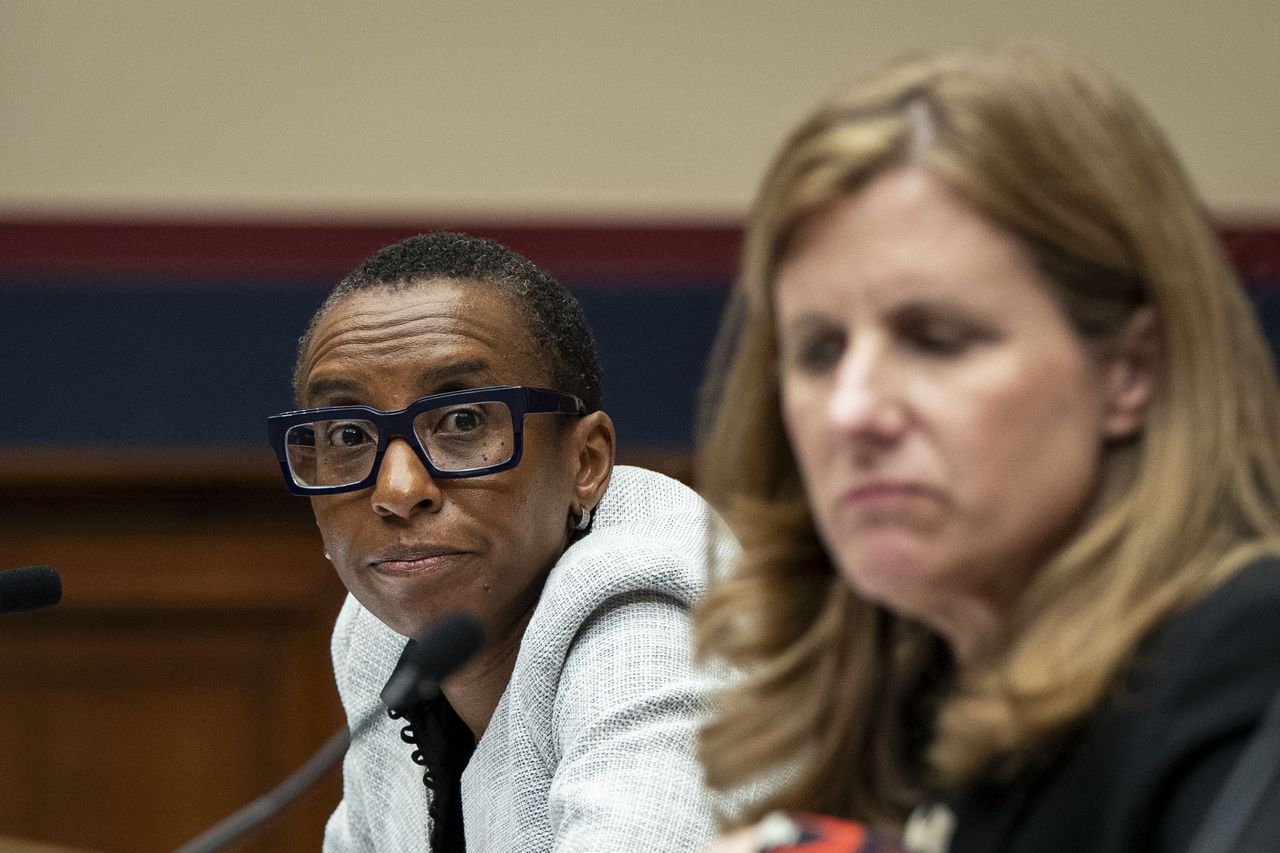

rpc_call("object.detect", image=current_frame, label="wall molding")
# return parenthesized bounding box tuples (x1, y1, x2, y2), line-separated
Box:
(0, 220, 741, 284)
(3, 219, 1277, 284)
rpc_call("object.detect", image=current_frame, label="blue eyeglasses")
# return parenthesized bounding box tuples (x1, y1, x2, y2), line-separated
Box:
(267, 385, 586, 495)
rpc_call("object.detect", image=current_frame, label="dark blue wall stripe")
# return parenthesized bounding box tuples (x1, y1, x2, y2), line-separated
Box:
(2, 277, 728, 449)
(7, 275, 1280, 450)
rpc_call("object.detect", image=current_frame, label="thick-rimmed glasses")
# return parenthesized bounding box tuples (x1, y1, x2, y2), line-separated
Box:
(267, 385, 586, 495)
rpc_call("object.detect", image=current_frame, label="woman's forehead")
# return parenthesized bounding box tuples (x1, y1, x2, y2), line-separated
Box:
(328, 278, 519, 325)
(301, 280, 546, 400)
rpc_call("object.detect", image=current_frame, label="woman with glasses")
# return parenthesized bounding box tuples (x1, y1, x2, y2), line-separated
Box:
(269, 232, 722, 852)
(696, 44, 1280, 852)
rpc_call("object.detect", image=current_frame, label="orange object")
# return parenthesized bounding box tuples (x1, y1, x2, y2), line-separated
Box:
(765, 813, 872, 852)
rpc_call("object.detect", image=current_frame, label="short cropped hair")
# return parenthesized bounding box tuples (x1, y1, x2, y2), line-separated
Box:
(293, 232, 603, 412)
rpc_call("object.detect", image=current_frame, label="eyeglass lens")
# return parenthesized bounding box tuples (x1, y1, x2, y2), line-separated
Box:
(283, 400, 516, 487)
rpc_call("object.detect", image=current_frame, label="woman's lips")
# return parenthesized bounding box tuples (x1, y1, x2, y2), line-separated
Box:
(371, 547, 466, 577)
(840, 482, 936, 511)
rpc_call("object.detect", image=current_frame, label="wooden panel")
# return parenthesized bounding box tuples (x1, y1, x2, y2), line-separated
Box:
(0, 450, 347, 852)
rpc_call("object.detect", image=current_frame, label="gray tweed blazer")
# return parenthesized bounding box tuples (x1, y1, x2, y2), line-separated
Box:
(323, 465, 728, 852)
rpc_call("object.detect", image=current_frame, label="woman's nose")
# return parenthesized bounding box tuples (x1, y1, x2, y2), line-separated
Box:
(370, 438, 442, 518)
(826, 342, 908, 442)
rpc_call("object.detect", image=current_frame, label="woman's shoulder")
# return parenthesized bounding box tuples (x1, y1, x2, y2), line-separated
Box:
(1123, 556, 1280, 742)
(544, 465, 733, 608)
(1142, 556, 1280, 694)
(1173, 555, 1280, 624)
(507, 467, 728, 703)
(591, 465, 718, 544)
(948, 558, 1280, 852)
(1109, 556, 1280, 846)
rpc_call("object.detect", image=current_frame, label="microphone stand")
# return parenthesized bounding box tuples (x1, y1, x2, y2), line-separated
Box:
(173, 727, 351, 853)
(172, 611, 483, 852)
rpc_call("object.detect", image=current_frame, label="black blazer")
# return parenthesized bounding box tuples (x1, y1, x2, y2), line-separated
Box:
(947, 558, 1280, 853)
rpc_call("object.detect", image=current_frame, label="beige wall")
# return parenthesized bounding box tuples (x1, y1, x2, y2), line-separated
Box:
(3, 0, 1278, 222)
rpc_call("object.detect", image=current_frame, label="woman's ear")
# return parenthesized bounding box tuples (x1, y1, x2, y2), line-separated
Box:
(569, 411, 616, 511)
(1101, 305, 1159, 440)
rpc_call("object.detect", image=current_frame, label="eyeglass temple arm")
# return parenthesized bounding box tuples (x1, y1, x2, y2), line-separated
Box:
(525, 388, 586, 415)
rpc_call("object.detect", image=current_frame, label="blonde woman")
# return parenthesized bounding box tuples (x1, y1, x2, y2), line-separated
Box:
(696, 43, 1280, 852)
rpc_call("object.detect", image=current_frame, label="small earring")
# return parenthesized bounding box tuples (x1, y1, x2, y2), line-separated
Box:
(573, 506, 592, 532)
(323, 551, 331, 561)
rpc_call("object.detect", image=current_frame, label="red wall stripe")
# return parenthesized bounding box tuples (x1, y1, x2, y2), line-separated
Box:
(2, 220, 1280, 285)
(0, 221, 741, 284)
(1221, 226, 1280, 282)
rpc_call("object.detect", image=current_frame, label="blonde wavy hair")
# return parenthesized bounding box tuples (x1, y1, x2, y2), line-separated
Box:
(694, 42, 1280, 827)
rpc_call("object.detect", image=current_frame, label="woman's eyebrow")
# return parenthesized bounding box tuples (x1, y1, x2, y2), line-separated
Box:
(303, 359, 499, 406)
(304, 376, 366, 406)
(417, 359, 495, 391)
(779, 311, 834, 334)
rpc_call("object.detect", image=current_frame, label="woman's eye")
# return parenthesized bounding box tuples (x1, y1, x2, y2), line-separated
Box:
(914, 326, 968, 354)
(327, 423, 373, 447)
(442, 409, 481, 432)
(787, 332, 846, 374)
(907, 319, 988, 356)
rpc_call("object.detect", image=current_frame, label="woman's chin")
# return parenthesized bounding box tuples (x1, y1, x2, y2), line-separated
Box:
(836, 542, 947, 612)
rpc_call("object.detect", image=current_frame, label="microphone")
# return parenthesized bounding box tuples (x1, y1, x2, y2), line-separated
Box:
(381, 611, 485, 708)
(0, 565, 62, 613)
(173, 611, 484, 853)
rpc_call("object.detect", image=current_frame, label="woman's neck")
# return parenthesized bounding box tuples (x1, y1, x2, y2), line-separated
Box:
(440, 605, 535, 741)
